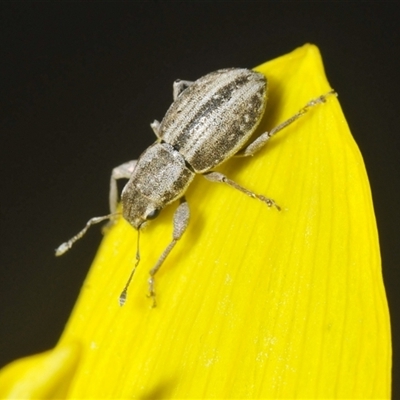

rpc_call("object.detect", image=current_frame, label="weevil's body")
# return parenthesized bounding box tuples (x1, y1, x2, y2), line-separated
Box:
(122, 68, 267, 229)
(56, 67, 336, 306)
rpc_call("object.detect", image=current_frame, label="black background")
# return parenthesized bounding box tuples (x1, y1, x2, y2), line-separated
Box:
(1, 2, 398, 395)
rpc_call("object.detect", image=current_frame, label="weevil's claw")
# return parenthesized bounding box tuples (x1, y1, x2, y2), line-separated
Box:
(257, 195, 281, 211)
(119, 290, 127, 307)
(147, 294, 157, 308)
(147, 290, 157, 308)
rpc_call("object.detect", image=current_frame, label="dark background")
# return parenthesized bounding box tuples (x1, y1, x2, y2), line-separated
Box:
(1, 2, 398, 394)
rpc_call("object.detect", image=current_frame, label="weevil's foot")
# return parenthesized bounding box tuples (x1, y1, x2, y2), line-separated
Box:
(258, 195, 281, 211)
(147, 277, 158, 307)
(55, 242, 71, 256)
(147, 291, 157, 308)
(119, 289, 127, 307)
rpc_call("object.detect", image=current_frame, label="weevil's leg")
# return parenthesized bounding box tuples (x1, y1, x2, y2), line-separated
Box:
(109, 160, 137, 214)
(105, 160, 138, 231)
(173, 79, 194, 101)
(203, 171, 281, 211)
(55, 161, 133, 255)
(150, 120, 161, 138)
(148, 198, 190, 307)
(237, 90, 338, 157)
(55, 213, 118, 256)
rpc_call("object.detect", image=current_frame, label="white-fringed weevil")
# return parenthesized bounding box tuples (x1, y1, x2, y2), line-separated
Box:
(56, 68, 337, 306)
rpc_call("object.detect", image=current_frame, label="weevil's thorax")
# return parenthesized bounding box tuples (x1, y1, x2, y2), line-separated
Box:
(159, 68, 268, 173)
(121, 143, 195, 229)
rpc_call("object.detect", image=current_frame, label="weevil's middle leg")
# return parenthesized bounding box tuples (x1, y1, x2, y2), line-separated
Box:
(148, 198, 190, 307)
(237, 90, 337, 157)
(203, 171, 281, 210)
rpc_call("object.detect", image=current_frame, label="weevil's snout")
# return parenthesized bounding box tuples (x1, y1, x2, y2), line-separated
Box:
(121, 185, 161, 230)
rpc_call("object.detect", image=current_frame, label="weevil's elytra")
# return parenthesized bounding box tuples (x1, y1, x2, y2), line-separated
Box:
(160, 69, 267, 172)
(55, 67, 337, 307)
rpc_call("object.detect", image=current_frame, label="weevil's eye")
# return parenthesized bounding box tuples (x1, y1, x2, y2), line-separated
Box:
(146, 208, 161, 220)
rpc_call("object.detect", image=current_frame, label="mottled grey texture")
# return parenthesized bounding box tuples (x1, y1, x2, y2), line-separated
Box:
(160, 68, 267, 172)
(121, 143, 194, 229)
(55, 66, 336, 306)
(122, 68, 267, 229)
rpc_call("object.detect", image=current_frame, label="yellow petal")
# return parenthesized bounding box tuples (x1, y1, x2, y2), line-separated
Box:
(0, 343, 80, 399)
(0, 44, 391, 399)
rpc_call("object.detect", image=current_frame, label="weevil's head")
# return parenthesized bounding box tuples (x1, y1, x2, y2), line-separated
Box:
(121, 184, 161, 230)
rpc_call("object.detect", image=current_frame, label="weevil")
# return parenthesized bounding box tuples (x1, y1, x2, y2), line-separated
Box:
(56, 68, 337, 307)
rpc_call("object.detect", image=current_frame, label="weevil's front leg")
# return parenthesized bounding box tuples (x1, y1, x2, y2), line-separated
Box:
(109, 160, 137, 222)
(148, 198, 190, 307)
(55, 214, 117, 256)
(173, 79, 194, 101)
(203, 171, 281, 210)
(55, 161, 137, 255)
(237, 90, 337, 157)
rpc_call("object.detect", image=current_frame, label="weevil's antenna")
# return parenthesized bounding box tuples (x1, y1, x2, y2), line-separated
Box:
(119, 229, 141, 306)
(55, 213, 120, 256)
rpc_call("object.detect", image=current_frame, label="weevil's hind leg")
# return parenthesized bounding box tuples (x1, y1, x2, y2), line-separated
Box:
(236, 90, 338, 157)
(203, 171, 281, 211)
(226, 91, 337, 211)
(148, 198, 190, 307)
(107, 160, 137, 228)
(173, 79, 194, 101)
